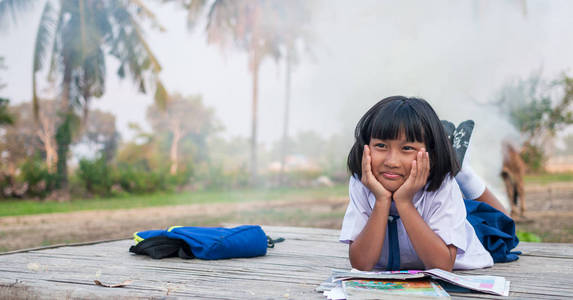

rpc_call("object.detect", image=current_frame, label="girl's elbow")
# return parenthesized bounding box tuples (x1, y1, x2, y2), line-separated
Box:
(425, 245, 456, 271)
(349, 251, 376, 271)
(434, 264, 454, 272)
(349, 244, 377, 271)
(350, 259, 375, 271)
(425, 259, 455, 272)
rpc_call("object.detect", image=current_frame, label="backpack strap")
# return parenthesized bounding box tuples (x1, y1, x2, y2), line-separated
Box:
(267, 236, 285, 248)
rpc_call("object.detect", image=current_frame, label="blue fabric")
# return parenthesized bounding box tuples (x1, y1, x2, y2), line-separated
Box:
(386, 215, 401, 271)
(135, 225, 268, 260)
(464, 199, 521, 263)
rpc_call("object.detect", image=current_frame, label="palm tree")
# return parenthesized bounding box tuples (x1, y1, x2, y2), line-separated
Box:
(183, 0, 292, 185)
(273, 0, 314, 185)
(29, 0, 167, 188)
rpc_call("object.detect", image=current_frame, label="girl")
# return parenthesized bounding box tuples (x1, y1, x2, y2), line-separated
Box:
(339, 96, 495, 271)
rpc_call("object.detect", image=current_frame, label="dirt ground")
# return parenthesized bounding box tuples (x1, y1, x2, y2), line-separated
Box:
(0, 183, 572, 253)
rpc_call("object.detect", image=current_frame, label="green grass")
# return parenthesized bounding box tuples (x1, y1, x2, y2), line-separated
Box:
(0, 184, 348, 217)
(516, 230, 542, 243)
(524, 172, 573, 184)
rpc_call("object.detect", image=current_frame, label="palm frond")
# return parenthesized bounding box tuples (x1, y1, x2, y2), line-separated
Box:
(205, 0, 242, 50)
(128, 0, 166, 32)
(154, 79, 168, 110)
(129, 15, 162, 73)
(47, 5, 64, 82)
(32, 0, 56, 121)
(185, 0, 207, 30)
(32, 1, 55, 72)
(0, 0, 38, 28)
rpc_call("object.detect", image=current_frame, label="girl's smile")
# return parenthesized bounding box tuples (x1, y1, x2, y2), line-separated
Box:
(368, 134, 427, 192)
(381, 172, 402, 180)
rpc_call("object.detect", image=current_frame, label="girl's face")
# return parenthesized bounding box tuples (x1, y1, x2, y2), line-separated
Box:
(368, 133, 427, 192)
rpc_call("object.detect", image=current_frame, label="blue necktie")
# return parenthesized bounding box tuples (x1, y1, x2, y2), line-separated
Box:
(386, 215, 400, 271)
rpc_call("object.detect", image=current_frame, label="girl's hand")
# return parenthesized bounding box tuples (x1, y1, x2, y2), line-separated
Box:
(394, 149, 430, 205)
(362, 145, 392, 202)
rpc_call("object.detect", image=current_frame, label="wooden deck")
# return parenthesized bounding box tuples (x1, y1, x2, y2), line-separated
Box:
(0, 225, 572, 299)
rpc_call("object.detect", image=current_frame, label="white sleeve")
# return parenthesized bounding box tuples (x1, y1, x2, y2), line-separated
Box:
(339, 176, 372, 244)
(424, 177, 469, 253)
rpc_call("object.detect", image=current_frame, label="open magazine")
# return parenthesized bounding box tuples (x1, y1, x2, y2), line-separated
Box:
(342, 278, 450, 299)
(318, 268, 509, 299)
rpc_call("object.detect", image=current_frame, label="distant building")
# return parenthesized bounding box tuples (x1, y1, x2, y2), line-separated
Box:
(267, 154, 321, 173)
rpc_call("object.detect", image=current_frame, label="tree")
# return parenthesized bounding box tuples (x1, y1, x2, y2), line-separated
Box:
(496, 73, 573, 172)
(80, 108, 119, 162)
(0, 98, 13, 126)
(182, 0, 287, 185)
(0, 57, 15, 126)
(146, 93, 220, 175)
(274, 1, 315, 185)
(0, 102, 46, 176)
(29, 0, 167, 188)
(6, 100, 59, 172)
(116, 122, 158, 170)
(0, 56, 6, 90)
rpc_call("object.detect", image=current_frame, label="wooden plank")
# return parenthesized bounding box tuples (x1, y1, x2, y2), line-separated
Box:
(516, 242, 573, 259)
(0, 225, 571, 299)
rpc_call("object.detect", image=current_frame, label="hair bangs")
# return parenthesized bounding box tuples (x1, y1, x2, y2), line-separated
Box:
(369, 101, 425, 143)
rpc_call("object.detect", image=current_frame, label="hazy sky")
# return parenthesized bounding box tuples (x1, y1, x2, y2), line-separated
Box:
(1, 0, 573, 199)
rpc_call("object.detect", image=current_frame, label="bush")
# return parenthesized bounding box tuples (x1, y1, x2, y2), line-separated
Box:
(76, 157, 113, 196)
(167, 162, 194, 188)
(75, 157, 195, 196)
(113, 163, 172, 194)
(517, 230, 541, 242)
(520, 142, 545, 173)
(18, 158, 57, 198)
(192, 162, 249, 190)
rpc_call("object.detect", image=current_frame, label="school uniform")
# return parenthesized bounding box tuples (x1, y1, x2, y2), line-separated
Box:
(339, 175, 494, 270)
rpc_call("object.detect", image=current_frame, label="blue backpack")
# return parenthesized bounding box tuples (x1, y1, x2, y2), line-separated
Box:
(129, 225, 282, 260)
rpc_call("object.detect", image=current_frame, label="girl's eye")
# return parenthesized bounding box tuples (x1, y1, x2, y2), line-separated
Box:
(403, 146, 416, 151)
(375, 143, 386, 149)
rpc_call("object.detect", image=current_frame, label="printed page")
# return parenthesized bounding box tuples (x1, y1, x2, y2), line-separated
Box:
(423, 268, 509, 296)
(332, 269, 427, 282)
(342, 279, 450, 299)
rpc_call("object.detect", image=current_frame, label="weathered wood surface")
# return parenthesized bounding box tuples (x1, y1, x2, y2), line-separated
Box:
(0, 225, 572, 299)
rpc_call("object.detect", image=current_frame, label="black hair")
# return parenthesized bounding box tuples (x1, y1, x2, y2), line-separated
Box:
(347, 96, 460, 192)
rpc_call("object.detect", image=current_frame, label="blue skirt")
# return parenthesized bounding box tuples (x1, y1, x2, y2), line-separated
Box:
(464, 199, 521, 263)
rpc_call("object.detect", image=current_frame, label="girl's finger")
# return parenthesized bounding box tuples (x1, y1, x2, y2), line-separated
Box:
(410, 159, 417, 182)
(418, 150, 424, 173)
(415, 150, 423, 182)
(423, 151, 429, 179)
(361, 146, 367, 171)
(362, 145, 372, 180)
(417, 149, 425, 180)
(424, 151, 430, 179)
(418, 148, 428, 186)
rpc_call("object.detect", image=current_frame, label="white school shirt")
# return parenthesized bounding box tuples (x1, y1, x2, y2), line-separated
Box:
(339, 175, 493, 270)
